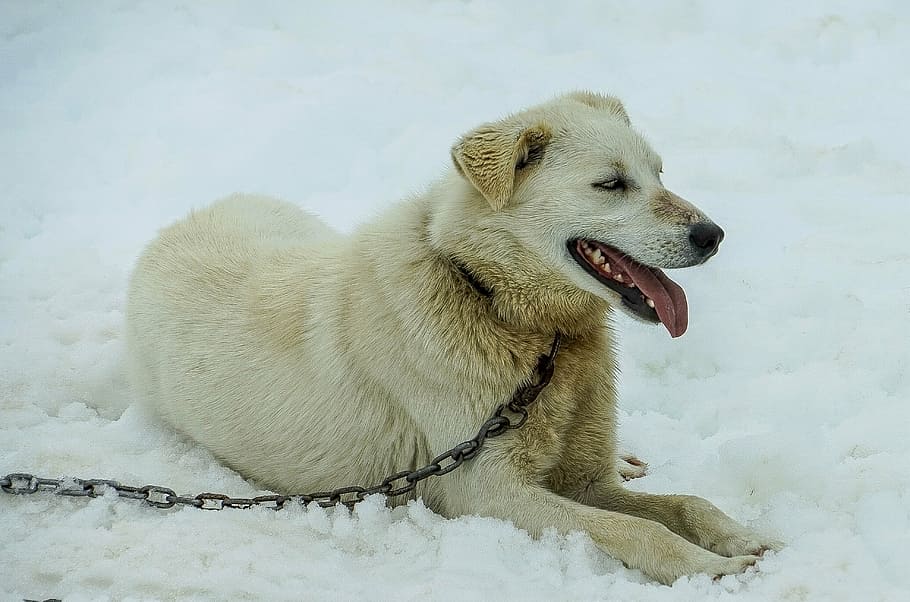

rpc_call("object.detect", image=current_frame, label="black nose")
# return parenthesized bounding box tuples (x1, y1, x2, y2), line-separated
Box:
(689, 222, 724, 257)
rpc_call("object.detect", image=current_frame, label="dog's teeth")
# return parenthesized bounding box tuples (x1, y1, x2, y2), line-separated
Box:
(628, 283, 636, 289)
(603, 263, 611, 273)
(645, 298, 655, 308)
(591, 249, 602, 263)
(614, 274, 624, 282)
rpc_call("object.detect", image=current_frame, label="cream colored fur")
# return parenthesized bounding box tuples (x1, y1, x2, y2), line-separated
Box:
(126, 92, 781, 585)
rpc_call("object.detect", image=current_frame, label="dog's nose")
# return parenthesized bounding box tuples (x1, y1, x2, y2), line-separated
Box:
(689, 222, 724, 257)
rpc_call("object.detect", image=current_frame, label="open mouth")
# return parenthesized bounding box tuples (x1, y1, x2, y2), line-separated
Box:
(567, 239, 689, 338)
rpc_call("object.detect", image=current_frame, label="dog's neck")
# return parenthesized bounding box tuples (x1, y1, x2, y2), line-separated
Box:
(449, 254, 608, 337)
(423, 176, 609, 337)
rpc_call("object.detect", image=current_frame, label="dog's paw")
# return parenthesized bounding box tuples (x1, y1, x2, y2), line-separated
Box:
(626, 520, 763, 585)
(708, 531, 784, 559)
(652, 547, 760, 585)
(618, 454, 648, 481)
(706, 554, 761, 582)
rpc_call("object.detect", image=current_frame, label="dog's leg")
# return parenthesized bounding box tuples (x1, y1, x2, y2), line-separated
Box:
(591, 485, 784, 558)
(443, 457, 760, 585)
(548, 375, 779, 558)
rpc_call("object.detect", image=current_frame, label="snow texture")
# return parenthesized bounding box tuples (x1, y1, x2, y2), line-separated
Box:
(2, 1, 909, 600)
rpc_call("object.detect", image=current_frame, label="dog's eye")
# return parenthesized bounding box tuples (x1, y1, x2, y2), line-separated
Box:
(593, 178, 626, 191)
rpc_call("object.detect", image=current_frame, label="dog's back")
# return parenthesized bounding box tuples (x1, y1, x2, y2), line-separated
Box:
(125, 194, 369, 489)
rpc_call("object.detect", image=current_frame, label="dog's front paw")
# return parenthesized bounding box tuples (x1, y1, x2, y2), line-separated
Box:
(630, 521, 761, 585)
(618, 454, 648, 481)
(650, 544, 760, 585)
(673, 495, 784, 558)
(702, 553, 762, 582)
(709, 531, 784, 558)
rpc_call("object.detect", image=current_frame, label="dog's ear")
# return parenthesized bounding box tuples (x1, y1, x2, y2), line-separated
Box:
(566, 90, 630, 125)
(451, 121, 552, 211)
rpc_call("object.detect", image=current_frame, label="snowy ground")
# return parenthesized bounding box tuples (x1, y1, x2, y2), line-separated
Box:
(2, 1, 909, 600)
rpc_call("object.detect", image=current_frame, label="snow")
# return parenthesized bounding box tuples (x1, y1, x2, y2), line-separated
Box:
(1, 1, 908, 600)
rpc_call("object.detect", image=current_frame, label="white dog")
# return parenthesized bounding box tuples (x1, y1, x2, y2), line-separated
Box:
(126, 91, 780, 584)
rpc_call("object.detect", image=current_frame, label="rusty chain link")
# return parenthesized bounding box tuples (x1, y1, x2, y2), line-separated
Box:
(2, 334, 560, 511)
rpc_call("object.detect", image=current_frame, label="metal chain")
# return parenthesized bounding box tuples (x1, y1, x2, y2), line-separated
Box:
(1, 334, 561, 511)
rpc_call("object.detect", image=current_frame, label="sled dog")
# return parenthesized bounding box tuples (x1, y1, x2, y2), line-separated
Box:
(127, 91, 780, 584)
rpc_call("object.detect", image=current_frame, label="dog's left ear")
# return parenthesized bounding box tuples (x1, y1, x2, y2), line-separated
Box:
(451, 121, 551, 210)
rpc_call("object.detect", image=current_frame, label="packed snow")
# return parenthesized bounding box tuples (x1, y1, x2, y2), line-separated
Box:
(2, 1, 908, 600)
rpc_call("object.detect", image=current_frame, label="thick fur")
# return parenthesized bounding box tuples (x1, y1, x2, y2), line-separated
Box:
(126, 92, 780, 584)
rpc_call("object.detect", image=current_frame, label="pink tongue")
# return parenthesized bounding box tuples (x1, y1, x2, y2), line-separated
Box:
(620, 260, 689, 338)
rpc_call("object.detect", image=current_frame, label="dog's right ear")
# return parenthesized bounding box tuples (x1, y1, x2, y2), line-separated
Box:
(451, 121, 551, 211)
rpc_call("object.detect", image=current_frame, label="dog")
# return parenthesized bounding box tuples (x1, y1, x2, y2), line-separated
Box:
(126, 91, 781, 584)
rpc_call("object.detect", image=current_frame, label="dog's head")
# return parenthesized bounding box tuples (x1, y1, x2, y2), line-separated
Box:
(449, 91, 723, 338)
